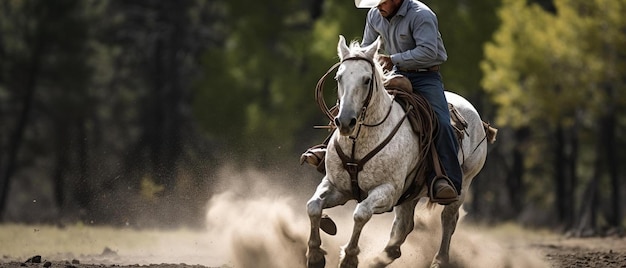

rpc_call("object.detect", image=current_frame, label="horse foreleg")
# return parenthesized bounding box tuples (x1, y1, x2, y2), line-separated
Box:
(431, 199, 462, 268)
(370, 198, 419, 267)
(307, 178, 350, 268)
(340, 184, 397, 268)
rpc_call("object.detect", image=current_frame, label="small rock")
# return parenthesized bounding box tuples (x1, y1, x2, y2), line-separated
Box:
(25, 255, 42, 263)
(101, 247, 118, 257)
(71, 259, 80, 264)
(43, 261, 52, 267)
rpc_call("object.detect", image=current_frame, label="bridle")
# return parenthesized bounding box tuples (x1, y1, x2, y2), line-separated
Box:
(315, 56, 395, 129)
(340, 56, 396, 132)
(321, 55, 412, 202)
(340, 56, 376, 131)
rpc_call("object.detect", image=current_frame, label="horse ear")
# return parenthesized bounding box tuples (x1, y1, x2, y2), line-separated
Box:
(338, 35, 350, 60)
(363, 36, 380, 59)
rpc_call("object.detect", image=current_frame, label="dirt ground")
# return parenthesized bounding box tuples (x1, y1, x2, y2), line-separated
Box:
(2, 168, 625, 268)
(1, 225, 625, 268)
(533, 236, 626, 268)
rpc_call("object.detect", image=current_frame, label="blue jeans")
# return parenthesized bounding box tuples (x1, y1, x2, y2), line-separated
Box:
(397, 70, 462, 194)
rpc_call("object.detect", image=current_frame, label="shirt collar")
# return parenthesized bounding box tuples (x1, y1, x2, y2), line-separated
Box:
(395, 0, 409, 17)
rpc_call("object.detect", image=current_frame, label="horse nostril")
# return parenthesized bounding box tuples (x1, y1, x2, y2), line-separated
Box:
(334, 117, 341, 128)
(349, 118, 357, 128)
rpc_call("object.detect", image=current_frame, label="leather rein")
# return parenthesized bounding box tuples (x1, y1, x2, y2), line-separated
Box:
(318, 56, 412, 202)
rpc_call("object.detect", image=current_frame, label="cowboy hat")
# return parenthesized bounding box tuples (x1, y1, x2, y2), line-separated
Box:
(354, 0, 386, 8)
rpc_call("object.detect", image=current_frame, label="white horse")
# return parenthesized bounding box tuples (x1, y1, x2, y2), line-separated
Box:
(305, 35, 495, 268)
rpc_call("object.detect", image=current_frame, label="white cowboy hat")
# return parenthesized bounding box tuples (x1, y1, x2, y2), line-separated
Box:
(354, 0, 386, 8)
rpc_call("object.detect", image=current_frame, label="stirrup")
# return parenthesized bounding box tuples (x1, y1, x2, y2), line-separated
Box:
(429, 176, 459, 205)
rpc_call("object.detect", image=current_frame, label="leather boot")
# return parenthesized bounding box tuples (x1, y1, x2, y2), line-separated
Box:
(300, 145, 327, 174)
(431, 178, 459, 205)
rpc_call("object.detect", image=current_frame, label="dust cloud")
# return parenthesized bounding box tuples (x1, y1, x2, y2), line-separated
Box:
(203, 165, 549, 268)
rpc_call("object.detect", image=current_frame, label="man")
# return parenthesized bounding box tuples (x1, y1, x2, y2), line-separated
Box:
(301, 0, 460, 205)
(358, 0, 461, 204)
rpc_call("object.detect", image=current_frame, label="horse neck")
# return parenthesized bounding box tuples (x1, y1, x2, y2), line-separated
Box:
(354, 78, 395, 141)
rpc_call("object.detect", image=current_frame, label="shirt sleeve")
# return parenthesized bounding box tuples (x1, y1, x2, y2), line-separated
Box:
(361, 9, 379, 47)
(390, 12, 440, 68)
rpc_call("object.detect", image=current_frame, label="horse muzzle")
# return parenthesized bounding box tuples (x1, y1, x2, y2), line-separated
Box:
(334, 112, 358, 136)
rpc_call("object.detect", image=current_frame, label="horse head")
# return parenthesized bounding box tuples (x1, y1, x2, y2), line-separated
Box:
(334, 35, 382, 136)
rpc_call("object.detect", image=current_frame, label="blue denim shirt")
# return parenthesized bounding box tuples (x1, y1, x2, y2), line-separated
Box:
(361, 0, 447, 70)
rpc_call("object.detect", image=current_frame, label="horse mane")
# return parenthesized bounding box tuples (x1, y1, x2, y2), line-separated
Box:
(344, 40, 395, 85)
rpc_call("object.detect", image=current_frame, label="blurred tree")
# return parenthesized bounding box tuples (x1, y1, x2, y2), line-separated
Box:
(482, 0, 625, 231)
(0, 0, 219, 227)
(573, 0, 626, 234)
(424, 0, 500, 105)
(193, 0, 366, 163)
(88, 0, 218, 226)
(0, 0, 623, 231)
(0, 0, 93, 221)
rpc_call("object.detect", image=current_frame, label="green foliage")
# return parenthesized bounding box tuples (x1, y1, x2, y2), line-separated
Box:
(425, 0, 500, 98)
(1, 0, 623, 227)
(482, 0, 626, 129)
(195, 0, 307, 153)
(193, 0, 367, 157)
(481, 0, 626, 226)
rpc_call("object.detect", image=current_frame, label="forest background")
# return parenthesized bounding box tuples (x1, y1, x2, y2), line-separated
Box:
(0, 0, 624, 237)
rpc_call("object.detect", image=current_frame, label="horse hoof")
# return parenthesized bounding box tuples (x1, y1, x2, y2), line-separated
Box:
(307, 258, 325, 268)
(339, 256, 358, 268)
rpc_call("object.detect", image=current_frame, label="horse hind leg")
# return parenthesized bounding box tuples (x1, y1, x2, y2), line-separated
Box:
(306, 178, 350, 268)
(431, 199, 462, 268)
(370, 198, 419, 268)
(340, 184, 397, 268)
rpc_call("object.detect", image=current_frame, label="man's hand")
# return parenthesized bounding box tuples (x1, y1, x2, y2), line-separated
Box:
(378, 55, 393, 71)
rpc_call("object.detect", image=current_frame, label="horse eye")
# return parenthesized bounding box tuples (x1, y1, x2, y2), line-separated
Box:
(364, 77, 371, 85)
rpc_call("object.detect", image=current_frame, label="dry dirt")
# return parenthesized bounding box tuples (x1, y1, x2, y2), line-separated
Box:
(2, 166, 625, 268)
(1, 229, 625, 268)
(534, 236, 626, 268)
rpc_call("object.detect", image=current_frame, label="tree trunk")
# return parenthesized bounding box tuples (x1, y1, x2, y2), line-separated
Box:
(563, 120, 579, 230)
(507, 127, 529, 213)
(555, 125, 564, 222)
(53, 125, 70, 213)
(0, 83, 36, 220)
(554, 124, 574, 227)
(573, 149, 601, 237)
(73, 118, 93, 217)
(602, 111, 620, 229)
(573, 112, 612, 236)
(0, 33, 43, 220)
(147, 1, 187, 192)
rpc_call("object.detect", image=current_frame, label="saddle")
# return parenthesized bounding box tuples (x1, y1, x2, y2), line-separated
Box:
(385, 75, 467, 141)
(385, 75, 497, 144)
